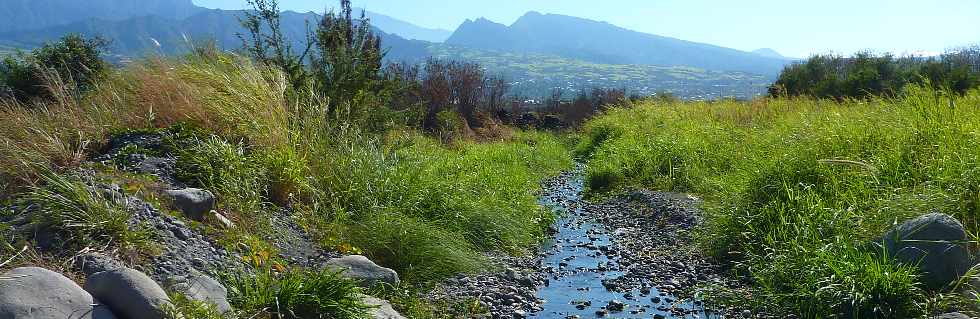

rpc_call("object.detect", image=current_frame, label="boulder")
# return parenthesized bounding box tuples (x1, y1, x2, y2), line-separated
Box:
(325, 255, 400, 288)
(166, 272, 233, 314)
(936, 313, 970, 319)
(163, 188, 216, 221)
(882, 213, 975, 289)
(0, 267, 116, 319)
(85, 267, 171, 319)
(74, 252, 124, 277)
(360, 294, 406, 319)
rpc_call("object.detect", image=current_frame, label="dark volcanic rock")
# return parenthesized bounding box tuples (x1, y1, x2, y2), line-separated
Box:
(882, 213, 974, 289)
(163, 188, 216, 221)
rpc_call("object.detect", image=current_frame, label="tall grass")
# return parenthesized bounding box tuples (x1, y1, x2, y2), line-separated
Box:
(157, 54, 572, 282)
(578, 86, 980, 316)
(0, 51, 573, 285)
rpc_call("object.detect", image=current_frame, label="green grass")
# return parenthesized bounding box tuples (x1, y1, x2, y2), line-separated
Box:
(100, 54, 572, 284)
(0, 49, 573, 316)
(577, 86, 980, 317)
(315, 130, 572, 282)
(19, 170, 149, 251)
(222, 263, 370, 319)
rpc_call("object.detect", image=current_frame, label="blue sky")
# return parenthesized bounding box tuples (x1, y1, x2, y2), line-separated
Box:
(193, 0, 980, 58)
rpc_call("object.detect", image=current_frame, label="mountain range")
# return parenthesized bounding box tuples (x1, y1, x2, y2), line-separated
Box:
(0, 9, 430, 63)
(0, 0, 792, 98)
(446, 12, 789, 75)
(0, 0, 203, 32)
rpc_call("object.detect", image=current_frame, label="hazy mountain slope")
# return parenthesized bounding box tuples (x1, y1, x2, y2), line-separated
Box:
(447, 12, 788, 75)
(0, 0, 203, 33)
(358, 9, 452, 42)
(0, 9, 430, 63)
(752, 48, 790, 60)
(427, 44, 769, 99)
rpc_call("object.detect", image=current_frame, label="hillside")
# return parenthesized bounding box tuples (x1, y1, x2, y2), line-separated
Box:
(446, 12, 789, 75)
(0, 0, 203, 33)
(0, 9, 431, 63)
(0, 14, 769, 99)
(428, 44, 770, 99)
(360, 8, 452, 42)
(751, 48, 790, 59)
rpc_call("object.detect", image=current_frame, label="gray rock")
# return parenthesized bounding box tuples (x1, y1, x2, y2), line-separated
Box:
(164, 188, 216, 221)
(936, 313, 970, 319)
(74, 252, 125, 277)
(0, 267, 116, 319)
(85, 267, 171, 319)
(360, 294, 406, 319)
(882, 213, 975, 289)
(325, 255, 400, 288)
(166, 272, 233, 314)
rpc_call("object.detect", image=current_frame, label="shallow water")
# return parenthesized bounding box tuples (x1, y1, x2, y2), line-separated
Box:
(533, 169, 711, 318)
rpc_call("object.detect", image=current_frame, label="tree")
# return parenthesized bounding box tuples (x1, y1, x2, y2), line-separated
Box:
(311, 0, 384, 116)
(238, 0, 313, 91)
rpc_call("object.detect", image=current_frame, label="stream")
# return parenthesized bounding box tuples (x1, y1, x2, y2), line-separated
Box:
(532, 167, 713, 318)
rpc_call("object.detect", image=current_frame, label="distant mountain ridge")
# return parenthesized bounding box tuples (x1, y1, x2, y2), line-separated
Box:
(0, 9, 430, 63)
(358, 9, 452, 42)
(447, 12, 788, 75)
(0, 0, 447, 44)
(752, 48, 790, 60)
(0, 2, 780, 98)
(0, 0, 203, 33)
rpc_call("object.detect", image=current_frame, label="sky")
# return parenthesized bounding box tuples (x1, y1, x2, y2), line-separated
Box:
(193, 0, 980, 58)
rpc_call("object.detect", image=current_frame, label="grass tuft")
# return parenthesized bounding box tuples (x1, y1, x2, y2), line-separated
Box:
(19, 170, 147, 250)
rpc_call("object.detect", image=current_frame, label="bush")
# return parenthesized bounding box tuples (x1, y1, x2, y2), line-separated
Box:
(0, 34, 108, 102)
(770, 48, 980, 99)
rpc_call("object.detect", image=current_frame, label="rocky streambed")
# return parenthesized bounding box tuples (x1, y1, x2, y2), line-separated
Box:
(428, 167, 729, 318)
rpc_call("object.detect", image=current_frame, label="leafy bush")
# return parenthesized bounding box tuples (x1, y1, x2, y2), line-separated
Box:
(0, 34, 108, 102)
(580, 87, 980, 316)
(770, 48, 980, 99)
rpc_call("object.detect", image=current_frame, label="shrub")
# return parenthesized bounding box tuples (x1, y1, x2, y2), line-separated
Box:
(771, 47, 980, 99)
(311, 0, 384, 115)
(0, 34, 108, 102)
